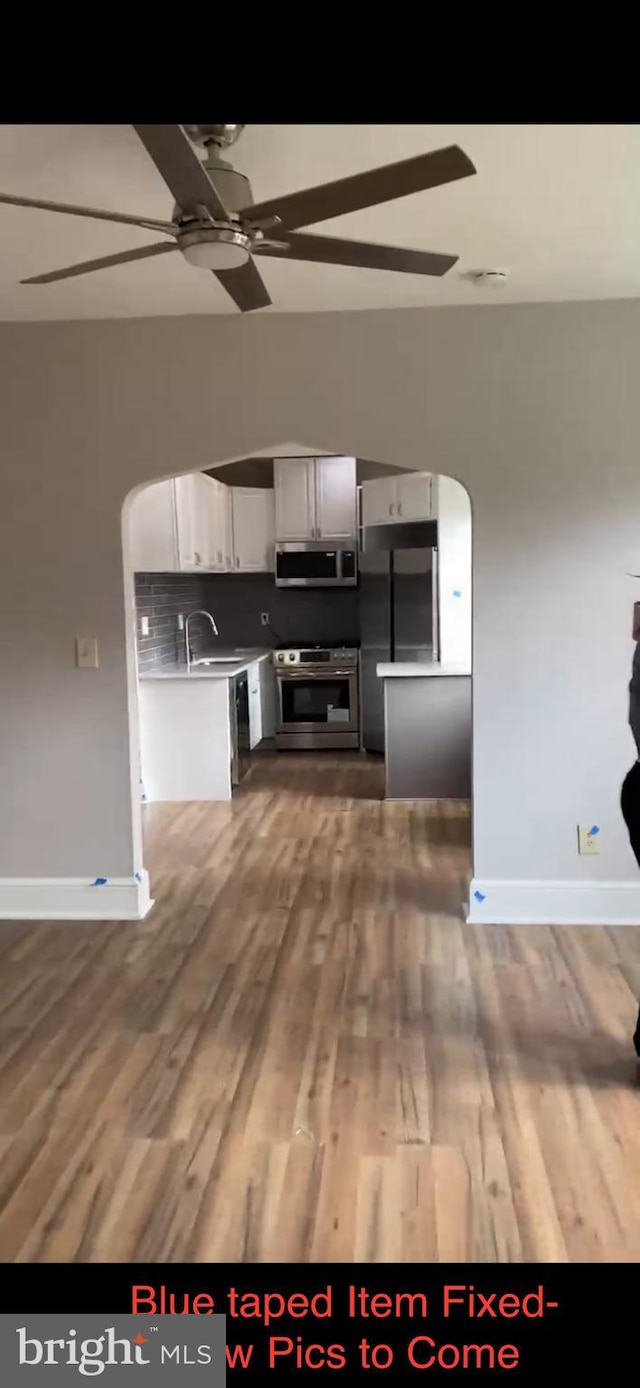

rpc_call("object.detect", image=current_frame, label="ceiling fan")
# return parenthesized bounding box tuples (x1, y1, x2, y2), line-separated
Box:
(0, 125, 477, 312)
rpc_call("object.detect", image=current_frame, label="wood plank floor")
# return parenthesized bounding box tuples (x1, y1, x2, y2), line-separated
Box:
(0, 750, 639, 1262)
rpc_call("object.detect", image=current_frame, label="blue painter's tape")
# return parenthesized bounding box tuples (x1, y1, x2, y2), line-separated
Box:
(473, 889, 486, 903)
(92, 877, 108, 887)
(589, 825, 600, 836)
(452, 589, 462, 598)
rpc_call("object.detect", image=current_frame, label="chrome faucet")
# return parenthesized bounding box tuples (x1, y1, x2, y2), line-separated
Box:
(185, 609, 219, 673)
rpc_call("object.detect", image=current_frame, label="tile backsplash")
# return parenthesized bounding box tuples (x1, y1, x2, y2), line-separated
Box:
(201, 573, 360, 649)
(134, 571, 360, 671)
(134, 574, 213, 672)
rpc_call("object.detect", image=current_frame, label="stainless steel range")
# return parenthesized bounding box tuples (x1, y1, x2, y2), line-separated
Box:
(273, 647, 360, 750)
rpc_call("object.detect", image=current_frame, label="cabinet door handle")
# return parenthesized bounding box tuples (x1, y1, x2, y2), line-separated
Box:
(236, 556, 240, 567)
(398, 503, 403, 516)
(217, 550, 222, 563)
(389, 503, 394, 517)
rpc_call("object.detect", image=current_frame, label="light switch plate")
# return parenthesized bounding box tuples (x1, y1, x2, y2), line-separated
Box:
(76, 637, 99, 669)
(140, 615, 150, 637)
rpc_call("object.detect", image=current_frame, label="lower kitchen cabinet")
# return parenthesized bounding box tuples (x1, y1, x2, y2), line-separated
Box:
(260, 660, 277, 742)
(248, 661, 262, 749)
(248, 657, 277, 749)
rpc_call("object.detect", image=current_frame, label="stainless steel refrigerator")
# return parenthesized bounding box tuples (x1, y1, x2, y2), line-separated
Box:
(359, 519, 439, 753)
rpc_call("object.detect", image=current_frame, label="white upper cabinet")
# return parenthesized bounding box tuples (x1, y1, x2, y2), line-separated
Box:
(175, 473, 232, 572)
(273, 457, 316, 540)
(174, 473, 206, 569)
(231, 487, 274, 571)
(274, 455, 357, 541)
(314, 455, 357, 538)
(204, 476, 228, 571)
(222, 485, 234, 571)
(395, 471, 433, 521)
(360, 471, 435, 527)
(128, 479, 179, 573)
(360, 476, 396, 527)
(129, 471, 276, 574)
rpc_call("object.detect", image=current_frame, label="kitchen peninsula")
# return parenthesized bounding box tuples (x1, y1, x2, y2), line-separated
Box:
(376, 660, 472, 799)
(138, 651, 274, 802)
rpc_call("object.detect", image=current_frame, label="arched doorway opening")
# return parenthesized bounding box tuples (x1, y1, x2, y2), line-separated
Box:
(122, 444, 473, 912)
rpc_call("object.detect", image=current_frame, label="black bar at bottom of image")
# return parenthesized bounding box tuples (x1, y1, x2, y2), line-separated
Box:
(0, 1262, 632, 1379)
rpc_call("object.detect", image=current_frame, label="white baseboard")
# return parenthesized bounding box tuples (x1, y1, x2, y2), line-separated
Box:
(467, 878, 640, 926)
(0, 871, 153, 922)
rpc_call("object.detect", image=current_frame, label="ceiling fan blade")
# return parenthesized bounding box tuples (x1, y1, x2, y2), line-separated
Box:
(214, 257, 272, 312)
(256, 231, 458, 277)
(134, 125, 230, 222)
(242, 145, 476, 233)
(0, 190, 175, 234)
(21, 240, 179, 285)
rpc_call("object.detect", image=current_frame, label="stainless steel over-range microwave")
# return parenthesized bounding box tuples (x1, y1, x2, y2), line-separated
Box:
(275, 541, 358, 588)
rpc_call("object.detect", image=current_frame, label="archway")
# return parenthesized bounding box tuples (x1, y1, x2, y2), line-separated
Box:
(122, 444, 473, 911)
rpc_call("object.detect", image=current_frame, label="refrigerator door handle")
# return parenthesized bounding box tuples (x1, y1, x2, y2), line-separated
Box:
(432, 545, 440, 661)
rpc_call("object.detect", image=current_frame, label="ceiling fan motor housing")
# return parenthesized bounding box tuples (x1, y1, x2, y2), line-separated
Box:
(202, 153, 253, 215)
(172, 152, 253, 225)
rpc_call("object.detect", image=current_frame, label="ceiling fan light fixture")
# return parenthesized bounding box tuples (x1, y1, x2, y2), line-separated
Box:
(179, 225, 251, 272)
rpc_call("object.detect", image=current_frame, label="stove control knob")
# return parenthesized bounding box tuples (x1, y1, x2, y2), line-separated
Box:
(288, 652, 296, 662)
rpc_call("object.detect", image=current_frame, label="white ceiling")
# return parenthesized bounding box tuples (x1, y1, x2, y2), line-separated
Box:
(0, 124, 639, 320)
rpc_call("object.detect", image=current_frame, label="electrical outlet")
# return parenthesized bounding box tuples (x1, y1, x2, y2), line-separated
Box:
(261, 612, 270, 627)
(140, 615, 150, 637)
(76, 637, 99, 669)
(177, 614, 184, 631)
(578, 825, 601, 855)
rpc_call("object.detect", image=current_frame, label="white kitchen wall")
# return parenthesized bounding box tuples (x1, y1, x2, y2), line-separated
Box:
(1, 302, 640, 922)
(437, 475, 472, 669)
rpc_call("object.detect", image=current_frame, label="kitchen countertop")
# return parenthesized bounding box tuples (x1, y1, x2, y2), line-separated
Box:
(376, 660, 471, 679)
(139, 650, 272, 681)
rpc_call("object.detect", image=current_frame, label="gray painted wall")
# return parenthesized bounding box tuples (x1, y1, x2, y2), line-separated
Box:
(1, 301, 639, 895)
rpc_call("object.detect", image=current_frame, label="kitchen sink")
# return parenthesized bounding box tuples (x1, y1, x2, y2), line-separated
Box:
(194, 656, 242, 666)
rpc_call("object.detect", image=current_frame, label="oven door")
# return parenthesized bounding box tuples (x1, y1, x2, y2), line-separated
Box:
(277, 670, 359, 735)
